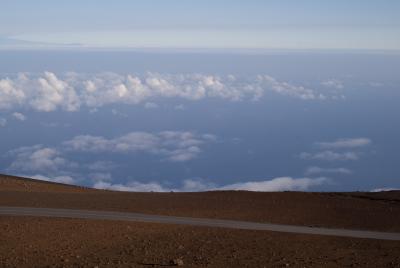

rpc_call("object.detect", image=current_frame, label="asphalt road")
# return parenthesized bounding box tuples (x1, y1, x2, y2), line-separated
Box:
(1, 206, 400, 241)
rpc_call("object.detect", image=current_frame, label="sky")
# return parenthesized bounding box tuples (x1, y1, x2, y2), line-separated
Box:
(0, 0, 400, 50)
(0, 1, 399, 192)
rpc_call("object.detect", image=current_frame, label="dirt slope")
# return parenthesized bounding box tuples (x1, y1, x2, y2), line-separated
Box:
(1, 174, 400, 267)
(1, 174, 400, 232)
(0, 174, 93, 193)
(1, 217, 400, 268)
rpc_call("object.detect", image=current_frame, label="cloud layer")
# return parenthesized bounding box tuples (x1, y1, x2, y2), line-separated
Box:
(300, 151, 359, 161)
(8, 145, 76, 173)
(94, 177, 328, 192)
(6, 130, 216, 186)
(301, 137, 371, 178)
(63, 131, 216, 162)
(27, 174, 77, 185)
(305, 166, 352, 175)
(371, 187, 400, 192)
(301, 137, 372, 162)
(0, 72, 334, 112)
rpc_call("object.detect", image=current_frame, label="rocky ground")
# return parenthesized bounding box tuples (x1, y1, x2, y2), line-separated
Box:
(1, 174, 400, 267)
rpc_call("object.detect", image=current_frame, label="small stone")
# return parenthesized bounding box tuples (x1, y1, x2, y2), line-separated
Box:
(170, 258, 184, 266)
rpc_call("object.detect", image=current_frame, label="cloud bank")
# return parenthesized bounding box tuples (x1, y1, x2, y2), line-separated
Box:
(27, 174, 77, 185)
(93, 177, 328, 192)
(371, 187, 400, 192)
(0, 72, 335, 112)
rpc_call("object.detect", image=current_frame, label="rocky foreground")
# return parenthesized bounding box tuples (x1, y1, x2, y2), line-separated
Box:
(1, 174, 400, 267)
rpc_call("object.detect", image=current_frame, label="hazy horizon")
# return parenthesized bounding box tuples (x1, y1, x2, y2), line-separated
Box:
(1, 0, 400, 50)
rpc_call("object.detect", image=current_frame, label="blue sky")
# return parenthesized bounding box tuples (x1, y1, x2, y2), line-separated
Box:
(1, 0, 399, 49)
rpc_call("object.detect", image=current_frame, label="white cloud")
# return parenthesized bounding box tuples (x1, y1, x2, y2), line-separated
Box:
(167, 146, 202, 162)
(305, 166, 352, 175)
(63, 133, 159, 153)
(371, 187, 400, 192)
(6, 130, 215, 185)
(0, 72, 80, 112)
(217, 177, 328, 192)
(93, 177, 328, 192)
(63, 131, 215, 162)
(144, 102, 159, 109)
(0, 118, 6, 127)
(321, 79, 344, 89)
(84, 80, 97, 92)
(94, 180, 169, 192)
(301, 137, 371, 163)
(179, 179, 217, 192)
(316, 138, 371, 149)
(12, 112, 26, 121)
(27, 174, 77, 185)
(300, 151, 359, 161)
(0, 77, 26, 109)
(8, 145, 76, 172)
(258, 75, 325, 100)
(0, 72, 338, 112)
(30, 72, 80, 112)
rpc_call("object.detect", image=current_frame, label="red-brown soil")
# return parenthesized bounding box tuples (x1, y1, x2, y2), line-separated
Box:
(0, 174, 94, 193)
(1, 174, 400, 232)
(1, 216, 400, 268)
(1, 174, 400, 267)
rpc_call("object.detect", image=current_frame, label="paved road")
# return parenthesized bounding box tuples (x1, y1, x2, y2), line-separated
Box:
(1, 206, 400, 241)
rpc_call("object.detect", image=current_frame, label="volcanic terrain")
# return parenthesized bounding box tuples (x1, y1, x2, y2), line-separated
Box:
(1, 174, 400, 267)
